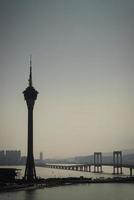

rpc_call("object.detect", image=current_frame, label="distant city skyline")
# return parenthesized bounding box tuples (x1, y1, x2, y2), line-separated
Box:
(1, 0, 134, 158)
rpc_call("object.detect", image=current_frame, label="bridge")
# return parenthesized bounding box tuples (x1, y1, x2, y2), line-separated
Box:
(37, 151, 134, 177)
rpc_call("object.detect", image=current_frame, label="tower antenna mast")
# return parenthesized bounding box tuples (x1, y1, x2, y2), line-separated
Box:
(29, 55, 32, 87)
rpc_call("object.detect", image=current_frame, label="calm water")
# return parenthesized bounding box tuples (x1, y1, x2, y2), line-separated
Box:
(0, 166, 134, 200)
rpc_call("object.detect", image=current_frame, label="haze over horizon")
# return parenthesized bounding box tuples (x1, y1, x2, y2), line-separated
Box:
(1, 0, 134, 158)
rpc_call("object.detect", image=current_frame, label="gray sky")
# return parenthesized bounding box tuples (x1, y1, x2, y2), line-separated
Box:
(0, 0, 134, 158)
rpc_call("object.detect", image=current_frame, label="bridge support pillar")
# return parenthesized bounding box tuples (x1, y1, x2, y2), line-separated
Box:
(84, 166, 87, 172)
(80, 166, 83, 171)
(94, 152, 102, 173)
(89, 165, 91, 172)
(130, 168, 133, 176)
(113, 151, 122, 175)
(88, 165, 91, 172)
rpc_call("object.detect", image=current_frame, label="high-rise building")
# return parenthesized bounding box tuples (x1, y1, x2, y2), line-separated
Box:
(40, 152, 43, 161)
(5, 150, 21, 165)
(0, 151, 5, 164)
(23, 57, 38, 182)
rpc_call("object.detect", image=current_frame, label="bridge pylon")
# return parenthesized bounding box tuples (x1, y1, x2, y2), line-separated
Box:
(113, 151, 122, 175)
(94, 152, 102, 173)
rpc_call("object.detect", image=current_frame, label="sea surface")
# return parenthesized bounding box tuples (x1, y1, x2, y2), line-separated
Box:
(0, 166, 134, 200)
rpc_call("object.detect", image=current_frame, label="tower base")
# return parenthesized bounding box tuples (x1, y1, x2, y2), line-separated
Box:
(24, 156, 37, 182)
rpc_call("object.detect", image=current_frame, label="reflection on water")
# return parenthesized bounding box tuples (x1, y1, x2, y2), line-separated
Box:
(1, 183, 134, 200)
(23, 190, 37, 200)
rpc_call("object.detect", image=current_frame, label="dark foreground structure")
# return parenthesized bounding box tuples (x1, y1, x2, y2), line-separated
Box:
(0, 176, 134, 192)
(0, 168, 19, 182)
(23, 58, 38, 182)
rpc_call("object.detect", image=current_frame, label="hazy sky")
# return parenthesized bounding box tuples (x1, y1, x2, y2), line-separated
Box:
(0, 0, 134, 158)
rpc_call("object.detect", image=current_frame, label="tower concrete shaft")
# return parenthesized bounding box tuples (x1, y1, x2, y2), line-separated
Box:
(23, 60, 38, 182)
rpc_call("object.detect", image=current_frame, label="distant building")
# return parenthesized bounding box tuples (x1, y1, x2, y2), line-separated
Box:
(0, 151, 5, 164)
(20, 156, 27, 165)
(35, 152, 45, 165)
(5, 150, 21, 165)
(40, 152, 43, 161)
